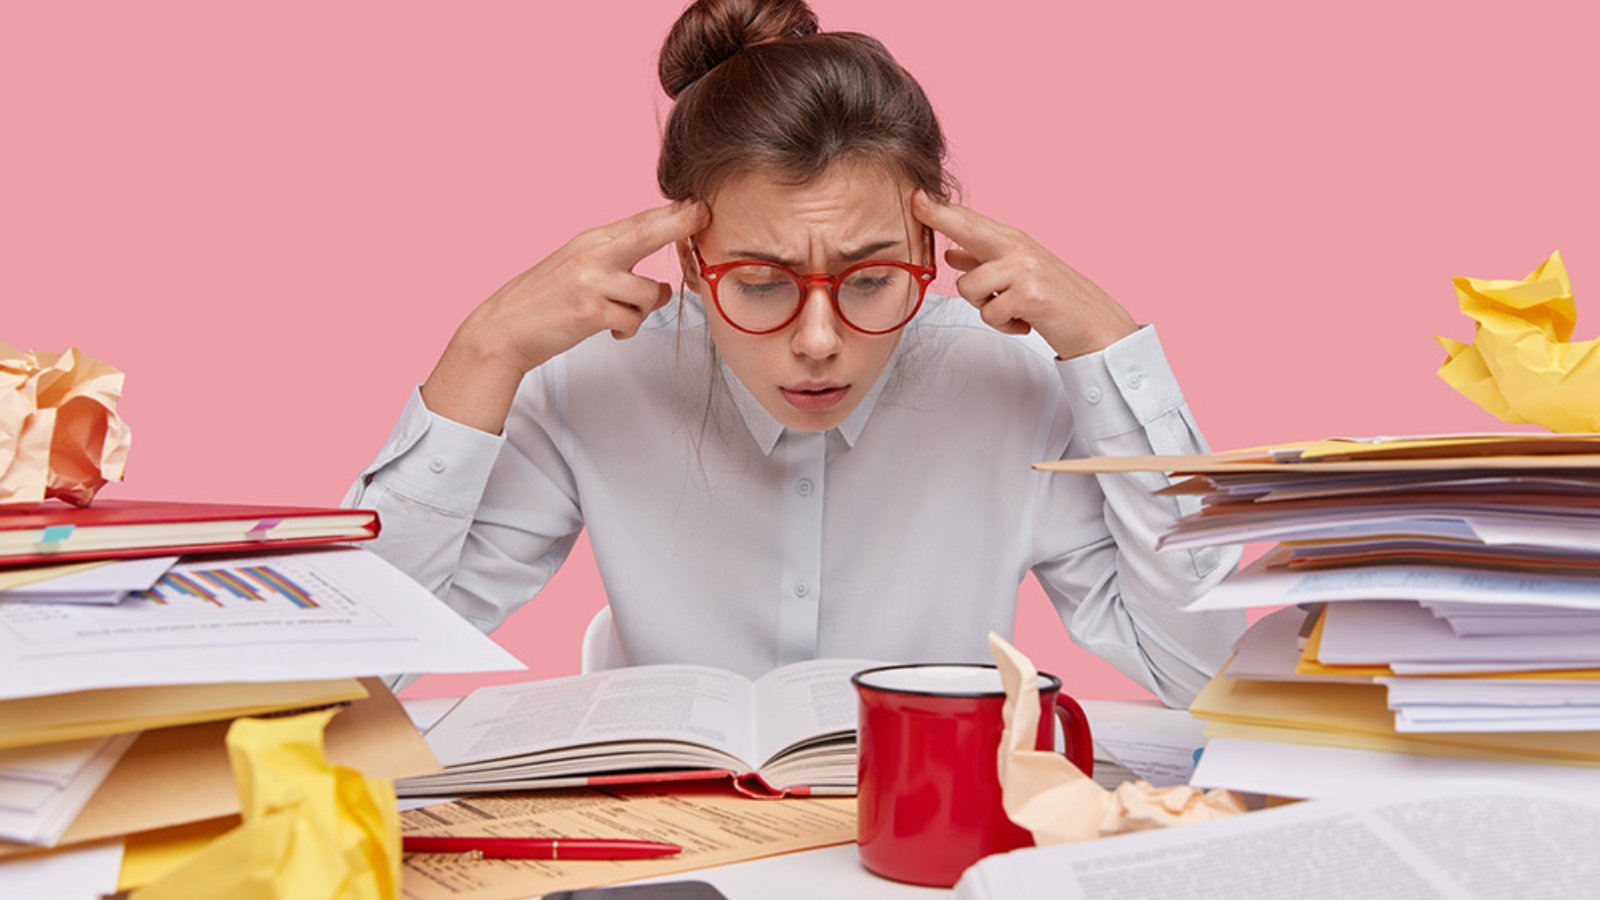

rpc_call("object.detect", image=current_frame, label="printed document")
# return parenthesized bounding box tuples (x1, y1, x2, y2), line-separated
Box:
(0, 548, 521, 700)
(1188, 559, 1600, 612)
(400, 783, 855, 900)
(954, 779, 1600, 899)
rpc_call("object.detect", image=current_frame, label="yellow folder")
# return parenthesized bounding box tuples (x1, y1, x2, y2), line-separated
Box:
(0, 679, 369, 750)
(1191, 672, 1600, 765)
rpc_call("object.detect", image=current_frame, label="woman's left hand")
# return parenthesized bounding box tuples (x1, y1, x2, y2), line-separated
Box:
(912, 191, 1138, 360)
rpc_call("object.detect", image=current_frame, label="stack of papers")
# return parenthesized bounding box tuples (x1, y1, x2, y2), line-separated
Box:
(1190, 608, 1600, 797)
(1041, 433, 1600, 798)
(0, 539, 523, 894)
(0, 549, 523, 843)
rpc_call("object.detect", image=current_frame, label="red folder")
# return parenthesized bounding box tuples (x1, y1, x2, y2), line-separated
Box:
(0, 500, 379, 566)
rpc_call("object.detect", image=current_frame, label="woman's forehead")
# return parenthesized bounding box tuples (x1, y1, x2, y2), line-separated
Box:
(704, 163, 913, 252)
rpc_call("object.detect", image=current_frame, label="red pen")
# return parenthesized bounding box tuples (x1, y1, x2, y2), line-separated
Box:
(401, 836, 682, 860)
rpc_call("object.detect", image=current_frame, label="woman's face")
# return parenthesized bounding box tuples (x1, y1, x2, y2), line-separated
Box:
(679, 161, 924, 433)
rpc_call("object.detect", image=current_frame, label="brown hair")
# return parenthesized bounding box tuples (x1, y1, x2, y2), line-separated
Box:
(657, 0, 952, 203)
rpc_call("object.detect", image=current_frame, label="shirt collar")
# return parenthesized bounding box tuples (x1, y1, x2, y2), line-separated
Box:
(719, 342, 901, 457)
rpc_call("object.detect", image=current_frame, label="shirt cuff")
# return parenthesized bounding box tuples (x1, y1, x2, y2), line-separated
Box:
(1056, 324, 1186, 440)
(366, 387, 506, 516)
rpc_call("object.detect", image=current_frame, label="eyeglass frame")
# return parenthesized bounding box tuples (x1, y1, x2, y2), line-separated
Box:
(690, 227, 938, 336)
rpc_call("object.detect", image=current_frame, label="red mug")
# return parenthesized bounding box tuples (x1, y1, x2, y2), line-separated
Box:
(851, 663, 1093, 887)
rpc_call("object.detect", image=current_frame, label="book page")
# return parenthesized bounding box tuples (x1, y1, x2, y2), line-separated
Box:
(399, 783, 855, 900)
(422, 665, 758, 770)
(750, 658, 878, 765)
(954, 780, 1600, 899)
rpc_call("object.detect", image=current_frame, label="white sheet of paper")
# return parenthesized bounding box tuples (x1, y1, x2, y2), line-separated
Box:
(955, 778, 1600, 900)
(1165, 512, 1481, 549)
(0, 738, 107, 785)
(0, 548, 523, 701)
(1191, 737, 1600, 798)
(1079, 699, 1208, 787)
(1320, 601, 1600, 666)
(1394, 709, 1600, 733)
(1224, 605, 1370, 684)
(1381, 678, 1600, 706)
(1188, 559, 1600, 612)
(0, 733, 135, 845)
(1422, 602, 1600, 637)
(0, 590, 127, 606)
(399, 696, 460, 734)
(1389, 660, 1600, 674)
(1165, 506, 1600, 553)
(0, 555, 177, 597)
(0, 839, 122, 900)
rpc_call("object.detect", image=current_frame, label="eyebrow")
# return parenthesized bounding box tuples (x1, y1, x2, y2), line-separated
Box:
(727, 239, 905, 267)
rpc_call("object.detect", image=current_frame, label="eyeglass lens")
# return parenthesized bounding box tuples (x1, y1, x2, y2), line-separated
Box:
(717, 263, 919, 332)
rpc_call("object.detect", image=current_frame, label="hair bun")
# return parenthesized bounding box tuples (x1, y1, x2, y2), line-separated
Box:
(659, 0, 820, 99)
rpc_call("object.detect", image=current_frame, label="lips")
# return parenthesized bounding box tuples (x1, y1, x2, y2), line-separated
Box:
(779, 384, 850, 412)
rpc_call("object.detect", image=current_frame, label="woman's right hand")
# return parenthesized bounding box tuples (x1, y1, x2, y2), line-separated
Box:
(421, 200, 709, 434)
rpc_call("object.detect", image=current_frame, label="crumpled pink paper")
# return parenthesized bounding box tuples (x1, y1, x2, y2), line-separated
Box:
(990, 633, 1247, 843)
(1, 342, 132, 506)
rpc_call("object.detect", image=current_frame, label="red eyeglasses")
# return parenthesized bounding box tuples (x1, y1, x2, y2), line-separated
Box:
(692, 228, 937, 335)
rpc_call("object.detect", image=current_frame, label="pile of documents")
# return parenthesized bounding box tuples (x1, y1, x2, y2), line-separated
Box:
(0, 500, 522, 893)
(1041, 433, 1600, 798)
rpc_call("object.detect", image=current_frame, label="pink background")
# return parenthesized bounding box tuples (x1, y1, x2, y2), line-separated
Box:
(6, 2, 1597, 700)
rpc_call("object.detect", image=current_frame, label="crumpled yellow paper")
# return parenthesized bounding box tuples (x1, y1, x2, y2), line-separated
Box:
(131, 709, 401, 900)
(1435, 251, 1600, 432)
(0, 341, 132, 506)
(989, 633, 1246, 844)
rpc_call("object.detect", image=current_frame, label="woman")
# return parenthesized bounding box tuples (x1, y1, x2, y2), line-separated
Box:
(346, 0, 1242, 706)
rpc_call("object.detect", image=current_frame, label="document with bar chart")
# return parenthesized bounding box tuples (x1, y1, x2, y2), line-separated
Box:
(0, 548, 523, 700)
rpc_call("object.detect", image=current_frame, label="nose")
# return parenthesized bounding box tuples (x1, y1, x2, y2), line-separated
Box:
(789, 283, 844, 360)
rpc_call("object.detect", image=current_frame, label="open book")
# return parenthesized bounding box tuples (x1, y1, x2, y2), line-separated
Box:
(397, 658, 876, 799)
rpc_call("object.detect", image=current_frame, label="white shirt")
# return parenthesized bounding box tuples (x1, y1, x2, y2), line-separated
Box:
(344, 292, 1243, 707)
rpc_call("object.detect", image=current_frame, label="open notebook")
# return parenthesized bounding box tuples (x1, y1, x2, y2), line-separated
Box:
(398, 658, 877, 799)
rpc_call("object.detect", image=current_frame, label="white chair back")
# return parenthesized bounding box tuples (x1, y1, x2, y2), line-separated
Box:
(580, 606, 628, 673)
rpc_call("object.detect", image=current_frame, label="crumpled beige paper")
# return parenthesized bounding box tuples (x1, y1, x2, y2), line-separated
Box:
(989, 633, 1246, 844)
(131, 709, 401, 900)
(1435, 251, 1600, 432)
(0, 341, 132, 506)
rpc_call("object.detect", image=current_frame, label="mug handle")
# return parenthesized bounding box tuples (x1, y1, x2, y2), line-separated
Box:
(1052, 694, 1094, 778)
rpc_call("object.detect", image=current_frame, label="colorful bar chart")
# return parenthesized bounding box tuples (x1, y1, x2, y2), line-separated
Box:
(132, 565, 320, 609)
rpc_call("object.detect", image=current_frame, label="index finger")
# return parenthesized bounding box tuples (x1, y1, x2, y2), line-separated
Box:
(595, 199, 711, 267)
(911, 191, 1016, 261)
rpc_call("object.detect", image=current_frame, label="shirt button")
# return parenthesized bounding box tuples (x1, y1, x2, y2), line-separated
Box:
(796, 478, 814, 497)
(794, 583, 810, 598)
(1128, 372, 1146, 390)
(1086, 386, 1103, 404)
(428, 456, 447, 473)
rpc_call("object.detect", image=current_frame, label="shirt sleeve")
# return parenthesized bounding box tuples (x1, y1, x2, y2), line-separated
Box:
(342, 375, 585, 634)
(1029, 324, 1245, 708)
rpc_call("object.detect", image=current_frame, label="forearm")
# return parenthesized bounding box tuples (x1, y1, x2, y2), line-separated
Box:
(420, 320, 530, 436)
